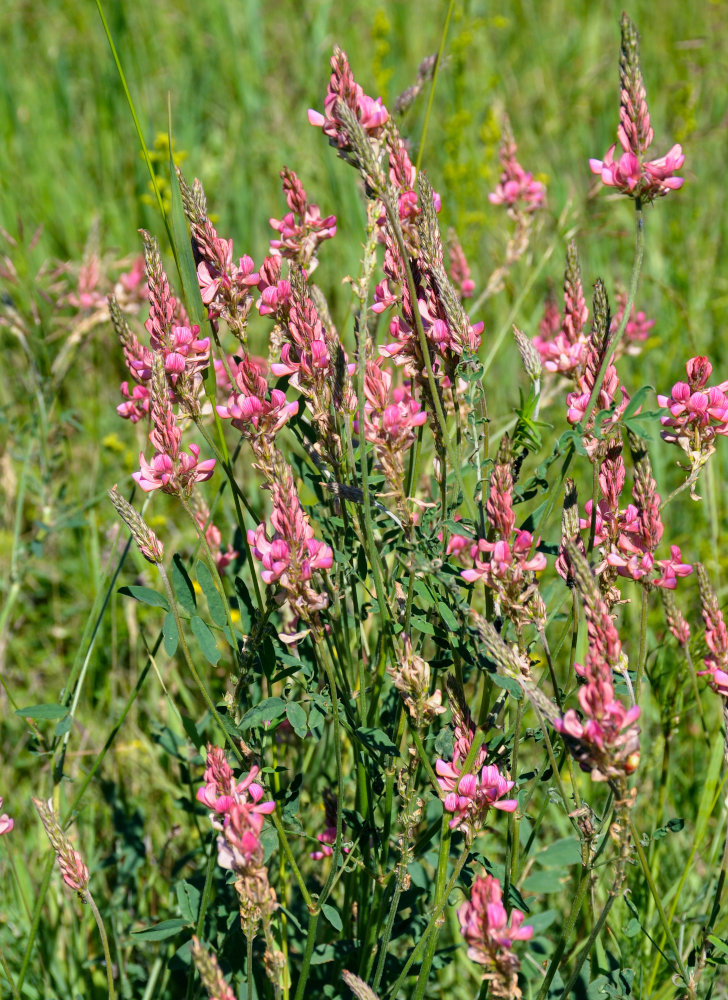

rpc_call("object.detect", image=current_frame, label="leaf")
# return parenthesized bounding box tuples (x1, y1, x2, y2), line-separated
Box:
(196, 560, 228, 628)
(491, 674, 523, 700)
(118, 585, 169, 610)
(239, 697, 286, 731)
(55, 715, 73, 737)
(321, 903, 343, 932)
(537, 836, 581, 867)
(521, 870, 569, 894)
(524, 909, 557, 935)
(190, 616, 220, 666)
(172, 555, 196, 615)
(355, 727, 400, 757)
(176, 881, 200, 924)
(695, 735, 725, 848)
(437, 601, 459, 632)
(410, 616, 435, 636)
(285, 702, 308, 739)
(132, 918, 188, 941)
(652, 817, 684, 841)
(16, 703, 69, 720)
(163, 611, 179, 657)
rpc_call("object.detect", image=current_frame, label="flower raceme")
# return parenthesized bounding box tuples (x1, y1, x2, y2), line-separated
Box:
(658, 356, 728, 484)
(590, 13, 684, 200)
(458, 874, 533, 997)
(308, 46, 389, 153)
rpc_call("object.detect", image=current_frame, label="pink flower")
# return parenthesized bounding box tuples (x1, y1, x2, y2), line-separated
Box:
(0, 797, 13, 836)
(308, 47, 388, 152)
(489, 127, 545, 211)
(458, 875, 532, 991)
(436, 760, 517, 833)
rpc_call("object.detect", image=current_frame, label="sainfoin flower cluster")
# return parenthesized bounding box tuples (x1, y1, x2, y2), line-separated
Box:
(589, 13, 684, 200)
(458, 874, 533, 998)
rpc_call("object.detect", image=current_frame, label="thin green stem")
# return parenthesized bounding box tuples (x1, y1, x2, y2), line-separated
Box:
(411, 816, 451, 1000)
(628, 814, 692, 992)
(87, 890, 116, 1000)
(635, 585, 650, 702)
(292, 911, 319, 1000)
(535, 866, 590, 1000)
(0, 944, 21, 1000)
(414, 0, 454, 174)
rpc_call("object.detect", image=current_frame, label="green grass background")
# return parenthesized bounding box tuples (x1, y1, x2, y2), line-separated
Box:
(2, 1, 728, 997)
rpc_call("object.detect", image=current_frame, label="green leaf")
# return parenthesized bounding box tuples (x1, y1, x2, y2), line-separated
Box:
(196, 560, 228, 628)
(55, 715, 73, 737)
(410, 616, 435, 636)
(163, 611, 179, 657)
(321, 903, 343, 931)
(521, 869, 568, 894)
(355, 727, 400, 757)
(131, 918, 188, 941)
(437, 601, 459, 632)
(708, 935, 728, 956)
(118, 585, 169, 610)
(172, 555, 196, 615)
(190, 615, 221, 666)
(16, 703, 69, 720)
(285, 702, 308, 739)
(176, 881, 200, 924)
(491, 673, 523, 700)
(695, 735, 724, 847)
(537, 836, 581, 867)
(239, 697, 286, 731)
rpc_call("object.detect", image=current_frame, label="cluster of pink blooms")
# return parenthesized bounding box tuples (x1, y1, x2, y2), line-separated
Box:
(534, 250, 655, 379)
(0, 796, 13, 835)
(696, 565, 728, 699)
(657, 356, 728, 478)
(554, 549, 641, 783)
(447, 230, 475, 299)
(458, 874, 533, 997)
(590, 13, 684, 201)
(117, 236, 211, 425)
(67, 252, 147, 313)
(489, 127, 545, 212)
(460, 440, 546, 633)
(308, 46, 389, 153)
(435, 704, 516, 839)
(197, 745, 275, 873)
(574, 441, 692, 589)
(247, 467, 333, 621)
(194, 503, 238, 573)
(269, 167, 336, 271)
(218, 353, 299, 444)
(133, 361, 216, 495)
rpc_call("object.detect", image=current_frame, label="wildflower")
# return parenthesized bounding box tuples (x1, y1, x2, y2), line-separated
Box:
(247, 465, 333, 622)
(387, 634, 445, 728)
(0, 797, 13, 835)
(308, 46, 389, 153)
(310, 790, 342, 860)
(662, 590, 691, 648)
(436, 759, 517, 834)
(657, 355, 728, 492)
(33, 798, 90, 898)
(553, 544, 641, 784)
(489, 119, 545, 211)
(217, 352, 299, 443)
(458, 874, 533, 998)
(269, 167, 336, 271)
(190, 937, 236, 1000)
(447, 229, 475, 298)
(590, 14, 684, 201)
(133, 358, 216, 495)
(461, 437, 546, 633)
(533, 241, 589, 377)
(696, 564, 728, 698)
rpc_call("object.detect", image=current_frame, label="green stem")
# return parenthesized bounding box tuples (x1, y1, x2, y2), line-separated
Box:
(385, 848, 469, 998)
(0, 944, 21, 1000)
(535, 866, 590, 1000)
(411, 816, 451, 1000)
(87, 889, 116, 1000)
(372, 878, 404, 992)
(628, 814, 692, 992)
(581, 197, 644, 429)
(316, 642, 346, 908)
(414, 0, 454, 174)
(292, 911, 319, 1000)
(635, 585, 650, 702)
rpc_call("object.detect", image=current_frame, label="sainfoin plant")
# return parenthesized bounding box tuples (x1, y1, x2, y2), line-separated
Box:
(7, 9, 728, 1000)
